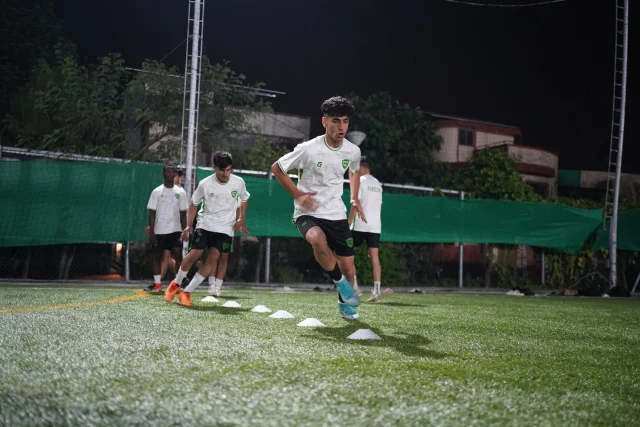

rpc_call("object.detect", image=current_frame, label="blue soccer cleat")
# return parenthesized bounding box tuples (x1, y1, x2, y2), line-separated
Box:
(338, 302, 359, 320)
(335, 277, 360, 307)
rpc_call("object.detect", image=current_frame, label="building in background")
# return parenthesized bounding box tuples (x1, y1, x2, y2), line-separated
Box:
(430, 113, 559, 197)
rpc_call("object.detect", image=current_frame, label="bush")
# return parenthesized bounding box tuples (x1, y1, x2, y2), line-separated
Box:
(354, 242, 407, 286)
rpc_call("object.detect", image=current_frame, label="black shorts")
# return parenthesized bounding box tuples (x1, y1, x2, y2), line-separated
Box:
(190, 228, 233, 254)
(154, 232, 181, 252)
(352, 231, 380, 249)
(296, 215, 354, 257)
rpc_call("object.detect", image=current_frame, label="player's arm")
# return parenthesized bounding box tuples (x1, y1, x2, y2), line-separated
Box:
(271, 143, 317, 210)
(271, 162, 304, 198)
(181, 203, 199, 241)
(349, 169, 367, 223)
(234, 201, 250, 235)
(148, 210, 157, 244)
(179, 210, 187, 230)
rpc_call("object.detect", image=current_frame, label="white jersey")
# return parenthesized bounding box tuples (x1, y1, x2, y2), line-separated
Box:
(191, 174, 250, 237)
(147, 185, 188, 234)
(353, 174, 382, 234)
(277, 135, 361, 221)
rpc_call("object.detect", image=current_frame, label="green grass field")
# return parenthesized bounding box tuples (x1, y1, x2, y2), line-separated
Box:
(1, 285, 639, 426)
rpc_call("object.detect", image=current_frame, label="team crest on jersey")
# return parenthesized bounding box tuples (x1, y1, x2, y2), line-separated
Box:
(175, 194, 180, 199)
(317, 161, 322, 167)
(209, 192, 214, 197)
(231, 190, 238, 198)
(342, 159, 349, 169)
(346, 238, 354, 248)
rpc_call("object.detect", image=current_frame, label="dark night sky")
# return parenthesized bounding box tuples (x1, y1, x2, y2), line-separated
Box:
(52, 0, 638, 173)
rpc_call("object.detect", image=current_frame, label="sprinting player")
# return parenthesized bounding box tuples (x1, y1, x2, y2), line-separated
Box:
(164, 151, 250, 306)
(348, 156, 383, 302)
(271, 96, 367, 320)
(207, 249, 230, 297)
(144, 165, 187, 292)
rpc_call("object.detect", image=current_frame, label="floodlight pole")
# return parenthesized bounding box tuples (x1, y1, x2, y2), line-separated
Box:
(265, 171, 273, 283)
(458, 191, 465, 288)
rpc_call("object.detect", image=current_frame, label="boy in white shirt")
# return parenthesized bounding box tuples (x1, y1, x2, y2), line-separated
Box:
(348, 157, 384, 302)
(272, 96, 367, 320)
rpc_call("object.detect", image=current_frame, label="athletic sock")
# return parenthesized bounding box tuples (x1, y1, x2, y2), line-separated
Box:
(184, 273, 205, 293)
(353, 276, 358, 287)
(374, 281, 381, 295)
(153, 275, 161, 285)
(327, 264, 342, 282)
(208, 276, 216, 286)
(216, 279, 224, 289)
(174, 268, 189, 285)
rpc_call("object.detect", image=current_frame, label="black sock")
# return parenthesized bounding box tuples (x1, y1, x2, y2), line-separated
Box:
(327, 263, 342, 282)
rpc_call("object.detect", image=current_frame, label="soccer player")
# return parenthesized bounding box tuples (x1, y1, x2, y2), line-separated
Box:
(348, 156, 384, 302)
(271, 96, 367, 320)
(144, 165, 187, 292)
(164, 151, 250, 306)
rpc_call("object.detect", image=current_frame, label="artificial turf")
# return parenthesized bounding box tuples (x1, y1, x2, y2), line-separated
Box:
(1, 285, 638, 426)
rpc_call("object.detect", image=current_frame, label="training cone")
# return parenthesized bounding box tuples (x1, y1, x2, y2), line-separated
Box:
(297, 318, 325, 327)
(202, 296, 219, 303)
(250, 305, 272, 313)
(347, 329, 382, 340)
(269, 310, 294, 319)
(222, 301, 241, 308)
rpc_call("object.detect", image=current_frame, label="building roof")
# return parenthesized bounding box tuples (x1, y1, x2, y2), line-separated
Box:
(427, 112, 519, 130)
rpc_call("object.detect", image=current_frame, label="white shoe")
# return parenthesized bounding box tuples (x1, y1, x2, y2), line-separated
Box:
(367, 293, 381, 303)
(208, 284, 217, 295)
(215, 285, 222, 297)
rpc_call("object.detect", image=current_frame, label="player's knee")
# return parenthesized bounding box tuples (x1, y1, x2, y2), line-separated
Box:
(306, 229, 328, 249)
(341, 263, 355, 279)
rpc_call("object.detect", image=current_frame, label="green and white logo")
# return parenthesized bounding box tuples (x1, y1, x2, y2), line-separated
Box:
(317, 161, 322, 167)
(175, 194, 180, 199)
(346, 238, 353, 248)
(342, 159, 349, 169)
(223, 242, 231, 250)
(231, 190, 238, 198)
(209, 192, 214, 197)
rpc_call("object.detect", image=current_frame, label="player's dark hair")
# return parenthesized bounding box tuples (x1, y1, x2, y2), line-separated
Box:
(213, 151, 233, 169)
(163, 164, 176, 173)
(321, 96, 354, 117)
(360, 156, 372, 171)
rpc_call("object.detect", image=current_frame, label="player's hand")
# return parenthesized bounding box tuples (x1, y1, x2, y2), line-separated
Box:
(149, 232, 156, 245)
(352, 200, 368, 223)
(235, 221, 250, 236)
(295, 192, 318, 210)
(145, 226, 150, 236)
(181, 226, 193, 241)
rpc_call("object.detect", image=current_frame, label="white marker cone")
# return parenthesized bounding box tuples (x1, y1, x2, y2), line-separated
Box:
(222, 301, 241, 308)
(269, 310, 294, 319)
(250, 305, 272, 313)
(202, 296, 219, 303)
(347, 329, 382, 340)
(297, 318, 325, 327)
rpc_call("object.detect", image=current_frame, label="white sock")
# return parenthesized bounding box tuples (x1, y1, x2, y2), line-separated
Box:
(208, 276, 216, 286)
(174, 268, 189, 285)
(216, 278, 224, 289)
(374, 281, 381, 295)
(153, 275, 161, 284)
(353, 276, 358, 288)
(184, 273, 205, 293)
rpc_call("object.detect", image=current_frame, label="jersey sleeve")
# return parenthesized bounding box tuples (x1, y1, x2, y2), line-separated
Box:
(349, 147, 362, 174)
(178, 189, 188, 211)
(146, 189, 158, 210)
(277, 141, 311, 173)
(191, 181, 205, 205)
(238, 180, 250, 202)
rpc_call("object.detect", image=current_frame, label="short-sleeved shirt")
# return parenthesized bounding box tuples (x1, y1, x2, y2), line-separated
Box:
(147, 185, 188, 234)
(191, 174, 250, 237)
(277, 135, 361, 221)
(353, 174, 382, 234)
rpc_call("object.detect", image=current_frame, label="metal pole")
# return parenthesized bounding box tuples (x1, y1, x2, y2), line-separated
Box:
(125, 242, 130, 281)
(631, 271, 640, 293)
(184, 0, 203, 201)
(541, 249, 545, 285)
(609, 0, 629, 288)
(265, 171, 273, 283)
(458, 191, 464, 288)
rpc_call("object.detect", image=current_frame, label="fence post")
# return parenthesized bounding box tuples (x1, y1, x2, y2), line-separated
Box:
(541, 249, 545, 286)
(458, 191, 465, 288)
(265, 171, 273, 284)
(125, 242, 130, 282)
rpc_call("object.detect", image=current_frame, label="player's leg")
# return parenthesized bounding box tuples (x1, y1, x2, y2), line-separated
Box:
(351, 231, 365, 296)
(207, 258, 219, 295)
(366, 233, 382, 302)
(179, 237, 223, 306)
(164, 230, 205, 302)
(211, 252, 229, 297)
(145, 236, 165, 292)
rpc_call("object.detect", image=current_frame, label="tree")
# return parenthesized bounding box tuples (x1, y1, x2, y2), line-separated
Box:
(244, 139, 290, 172)
(452, 149, 541, 287)
(348, 92, 448, 187)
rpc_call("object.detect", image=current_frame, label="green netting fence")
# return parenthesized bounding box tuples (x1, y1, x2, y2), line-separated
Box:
(1, 160, 638, 254)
